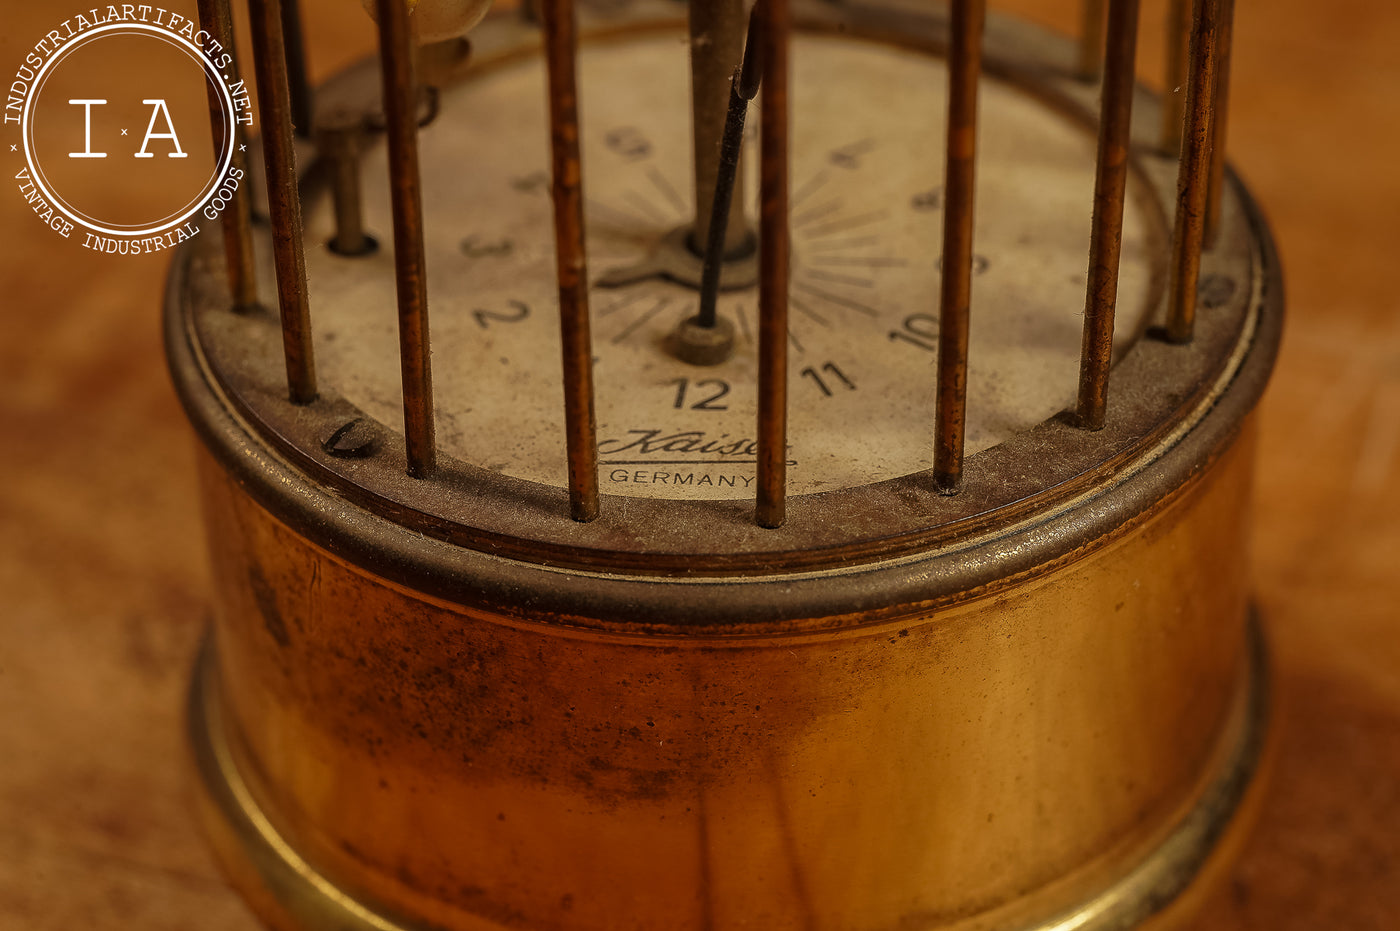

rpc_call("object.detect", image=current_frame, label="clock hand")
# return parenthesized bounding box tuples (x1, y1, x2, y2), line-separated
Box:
(667, 3, 766, 368)
(695, 2, 764, 333)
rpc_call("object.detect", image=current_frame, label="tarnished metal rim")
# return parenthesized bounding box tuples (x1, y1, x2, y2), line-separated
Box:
(167, 2, 1280, 582)
(164, 0, 1284, 627)
(165, 175, 1280, 631)
(188, 616, 1273, 931)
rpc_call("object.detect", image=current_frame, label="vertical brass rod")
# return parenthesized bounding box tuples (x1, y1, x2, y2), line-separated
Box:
(1165, 0, 1220, 344)
(196, 0, 258, 310)
(1160, 0, 1191, 153)
(933, 0, 985, 495)
(541, 0, 600, 522)
(247, 0, 316, 404)
(755, 0, 790, 530)
(1204, 0, 1235, 246)
(1076, 0, 1142, 430)
(281, 0, 314, 135)
(375, 0, 437, 478)
(690, 0, 751, 254)
(1078, 0, 1107, 79)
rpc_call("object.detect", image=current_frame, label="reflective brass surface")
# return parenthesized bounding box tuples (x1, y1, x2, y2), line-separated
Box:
(166, 5, 1283, 928)
(184, 423, 1269, 931)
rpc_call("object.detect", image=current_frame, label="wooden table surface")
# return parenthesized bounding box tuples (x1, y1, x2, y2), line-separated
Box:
(1, 1, 1395, 928)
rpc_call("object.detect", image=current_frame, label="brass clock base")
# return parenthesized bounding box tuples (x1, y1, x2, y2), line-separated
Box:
(170, 8, 1284, 928)
(190, 625, 1272, 931)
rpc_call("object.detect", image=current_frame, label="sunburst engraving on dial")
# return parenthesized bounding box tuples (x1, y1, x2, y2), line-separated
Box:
(306, 32, 1160, 499)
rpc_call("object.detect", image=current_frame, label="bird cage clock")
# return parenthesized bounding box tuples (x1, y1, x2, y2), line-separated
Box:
(166, 0, 1280, 928)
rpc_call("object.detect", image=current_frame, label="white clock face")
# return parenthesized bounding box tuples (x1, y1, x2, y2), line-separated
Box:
(304, 28, 1160, 500)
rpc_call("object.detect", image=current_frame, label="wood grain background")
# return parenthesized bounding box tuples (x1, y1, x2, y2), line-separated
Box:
(1, 1, 1395, 927)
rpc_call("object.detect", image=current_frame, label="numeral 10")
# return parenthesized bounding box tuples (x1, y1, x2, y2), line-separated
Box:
(889, 313, 940, 352)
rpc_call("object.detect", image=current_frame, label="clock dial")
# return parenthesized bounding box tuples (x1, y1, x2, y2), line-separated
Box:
(305, 29, 1161, 499)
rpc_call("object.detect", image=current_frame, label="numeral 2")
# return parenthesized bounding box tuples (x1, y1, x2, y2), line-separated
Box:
(473, 300, 530, 330)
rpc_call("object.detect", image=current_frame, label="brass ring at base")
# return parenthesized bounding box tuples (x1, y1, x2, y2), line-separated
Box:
(188, 618, 1273, 931)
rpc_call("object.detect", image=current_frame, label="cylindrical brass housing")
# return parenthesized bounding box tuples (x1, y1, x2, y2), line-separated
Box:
(183, 429, 1269, 931)
(167, 6, 1283, 930)
(172, 225, 1279, 930)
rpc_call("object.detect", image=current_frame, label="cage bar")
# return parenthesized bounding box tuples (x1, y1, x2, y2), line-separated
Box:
(933, 0, 985, 495)
(1076, 0, 1142, 430)
(1160, 0, 1191, 153)
(541, 0, 602, 522)
(1165, 0, 1221, 344)
(281, 0, 314, 136)
(1078, 0, 1107, 79)
(1204, 0, 1236, 246)
(247, 0, 316, 404)
(196, 0, 257, 310)
(756, 0, 791, 529)
(376, 0, 438, 479)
